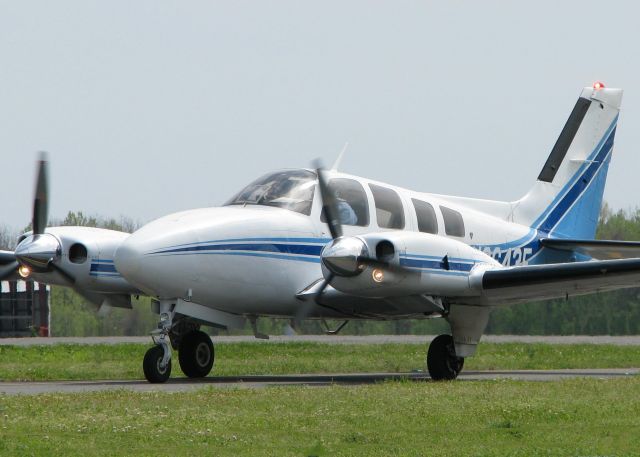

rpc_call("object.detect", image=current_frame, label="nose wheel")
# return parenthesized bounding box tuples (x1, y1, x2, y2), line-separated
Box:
(143, 301, 175, 383)
(143, 344, 172, 383)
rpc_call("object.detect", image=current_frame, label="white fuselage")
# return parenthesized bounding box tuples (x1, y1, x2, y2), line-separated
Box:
(113, 170, 550, 317)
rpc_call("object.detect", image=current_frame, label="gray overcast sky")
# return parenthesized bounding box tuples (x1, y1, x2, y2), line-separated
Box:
(1, 0, 638, 230)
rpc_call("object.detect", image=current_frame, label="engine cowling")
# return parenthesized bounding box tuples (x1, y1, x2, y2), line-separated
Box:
(20, 226, 139, 297)
(321, 231, 500, 298)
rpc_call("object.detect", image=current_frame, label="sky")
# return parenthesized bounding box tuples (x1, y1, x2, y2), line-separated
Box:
(1, 0, 639, 230)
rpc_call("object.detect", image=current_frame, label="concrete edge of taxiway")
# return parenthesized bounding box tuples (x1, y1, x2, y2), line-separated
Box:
(2, 335, 640, 346)
(0, 369, 638, 395)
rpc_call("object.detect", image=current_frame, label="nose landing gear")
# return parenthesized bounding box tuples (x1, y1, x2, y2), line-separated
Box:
(142, 301, 216, 383)
(143, 301, 175, 383)
(143, 343, 172, 383)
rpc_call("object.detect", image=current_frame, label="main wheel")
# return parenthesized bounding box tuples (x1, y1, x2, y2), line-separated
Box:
(143, 345, 172, 383)
(427, 334, 464, 381)
(178, 330, 214, 378)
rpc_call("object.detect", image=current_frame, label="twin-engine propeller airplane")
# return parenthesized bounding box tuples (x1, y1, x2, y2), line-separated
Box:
(2, 83, 639, 383)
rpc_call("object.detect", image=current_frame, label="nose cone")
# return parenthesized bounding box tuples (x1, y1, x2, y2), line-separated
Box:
(15, 233, 60, 269)
(321, 237, 368, 277)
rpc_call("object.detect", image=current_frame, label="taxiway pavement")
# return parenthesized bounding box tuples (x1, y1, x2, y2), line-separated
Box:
(0, 369, 637, 395)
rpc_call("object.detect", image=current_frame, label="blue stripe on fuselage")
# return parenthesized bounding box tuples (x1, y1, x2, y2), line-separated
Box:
(152, 242, 324, 257)
(90, 262, 118, 273)
(399, 257, 474, 273)
(149, 238, 474, 275)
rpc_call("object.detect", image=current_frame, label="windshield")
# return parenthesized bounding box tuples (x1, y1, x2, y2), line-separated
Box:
(224, 169, 316, 215)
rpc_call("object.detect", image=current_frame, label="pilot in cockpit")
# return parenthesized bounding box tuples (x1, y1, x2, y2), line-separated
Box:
(335, 190, 357, 225)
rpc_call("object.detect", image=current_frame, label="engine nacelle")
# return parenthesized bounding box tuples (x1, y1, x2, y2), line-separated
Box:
(322, 231, 500, 298)
(25, 226, 139, 296)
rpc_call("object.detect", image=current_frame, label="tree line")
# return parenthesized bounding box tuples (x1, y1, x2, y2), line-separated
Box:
(1, 205, 640, 336)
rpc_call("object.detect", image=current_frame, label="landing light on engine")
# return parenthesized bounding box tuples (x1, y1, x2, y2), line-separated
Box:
(18, 265, 31, 278)
(372, 268, 384, 283)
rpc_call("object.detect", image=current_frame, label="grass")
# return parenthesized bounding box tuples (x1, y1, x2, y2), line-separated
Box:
(1, 378, 639, 456)
(0, 341, 638, 381)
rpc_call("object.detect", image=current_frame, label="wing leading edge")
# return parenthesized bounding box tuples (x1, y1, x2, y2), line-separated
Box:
(479, 257, 640, 305)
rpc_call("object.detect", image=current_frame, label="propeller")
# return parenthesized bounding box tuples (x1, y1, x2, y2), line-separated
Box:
(315, 161, 413, 278)
(315, 160, 342, 239)
(0, 261, 19, 280)
(295, 161, 415, 326)
(32, 156, 49, 235)
(0, 250, 18, 280)
(0, 152, 66, 281)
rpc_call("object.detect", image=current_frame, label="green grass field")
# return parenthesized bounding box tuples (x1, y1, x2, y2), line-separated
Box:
(0, 341, 639, 381)
(1, 342, 639, 456)
(1, 378, 639, 456)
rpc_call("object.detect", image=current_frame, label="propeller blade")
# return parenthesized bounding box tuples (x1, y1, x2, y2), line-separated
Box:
(0, 261, 19, 280)
(0, 251, 16, 265)
(314, 161, 342, 239)
(314, 272, 334, 305)
(294, 273, 335, 325)
(32, 154, 49, 235)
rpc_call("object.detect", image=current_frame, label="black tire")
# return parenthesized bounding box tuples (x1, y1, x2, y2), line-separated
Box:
(143, 345, 172, 383)
(178, 330, 214, 378)
(427, 334, 464, 381)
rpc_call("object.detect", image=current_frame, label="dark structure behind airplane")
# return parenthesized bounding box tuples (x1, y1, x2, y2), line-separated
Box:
(0, 281, 49, 337)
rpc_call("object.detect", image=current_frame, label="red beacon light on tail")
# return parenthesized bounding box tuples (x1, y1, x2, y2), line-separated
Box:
(593, 81, 605, 90)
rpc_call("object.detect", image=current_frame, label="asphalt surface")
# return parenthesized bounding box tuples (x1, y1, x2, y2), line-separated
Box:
(0, 369, 636, 395)
(3, 335, 640, 346)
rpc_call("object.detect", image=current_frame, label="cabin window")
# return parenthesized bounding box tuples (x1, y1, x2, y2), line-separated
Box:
(320, 178, 369, 226)
(369, 184, 405, 229)
(440, 206, 465, 237)
(412, 199, 438, 234)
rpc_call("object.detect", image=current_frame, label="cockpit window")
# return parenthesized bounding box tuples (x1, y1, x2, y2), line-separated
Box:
(224, 170, 316, 215)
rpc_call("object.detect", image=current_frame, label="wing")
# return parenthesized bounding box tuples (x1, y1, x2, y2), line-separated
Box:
(541, 238, 640, 260)
(479, 257, 640, 305)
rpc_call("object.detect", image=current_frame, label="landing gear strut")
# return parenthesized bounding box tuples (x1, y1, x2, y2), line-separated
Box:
(143, 301, 174, 383)
(427, 334, 464, 381)
(178, 330, 215, 378)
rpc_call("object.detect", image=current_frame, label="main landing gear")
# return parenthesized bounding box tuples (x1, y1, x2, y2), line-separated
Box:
(178, 330, 215, 378)
(142, 301, 215, 383)
(427, 334, 464, 381)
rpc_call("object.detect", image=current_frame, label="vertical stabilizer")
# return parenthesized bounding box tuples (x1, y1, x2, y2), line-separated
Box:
(511, 85, 622, 239)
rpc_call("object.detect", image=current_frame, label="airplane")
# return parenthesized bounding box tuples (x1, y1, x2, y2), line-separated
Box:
(1, 82, 637, 383)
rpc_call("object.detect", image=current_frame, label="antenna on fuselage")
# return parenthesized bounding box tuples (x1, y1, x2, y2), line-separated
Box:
(330, 142, 349, 171)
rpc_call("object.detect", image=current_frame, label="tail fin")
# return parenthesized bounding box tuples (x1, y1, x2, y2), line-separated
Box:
(512, 85, 623, 239)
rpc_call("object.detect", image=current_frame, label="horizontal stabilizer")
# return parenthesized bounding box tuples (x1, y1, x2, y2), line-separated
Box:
(541, 238, 640, 260)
